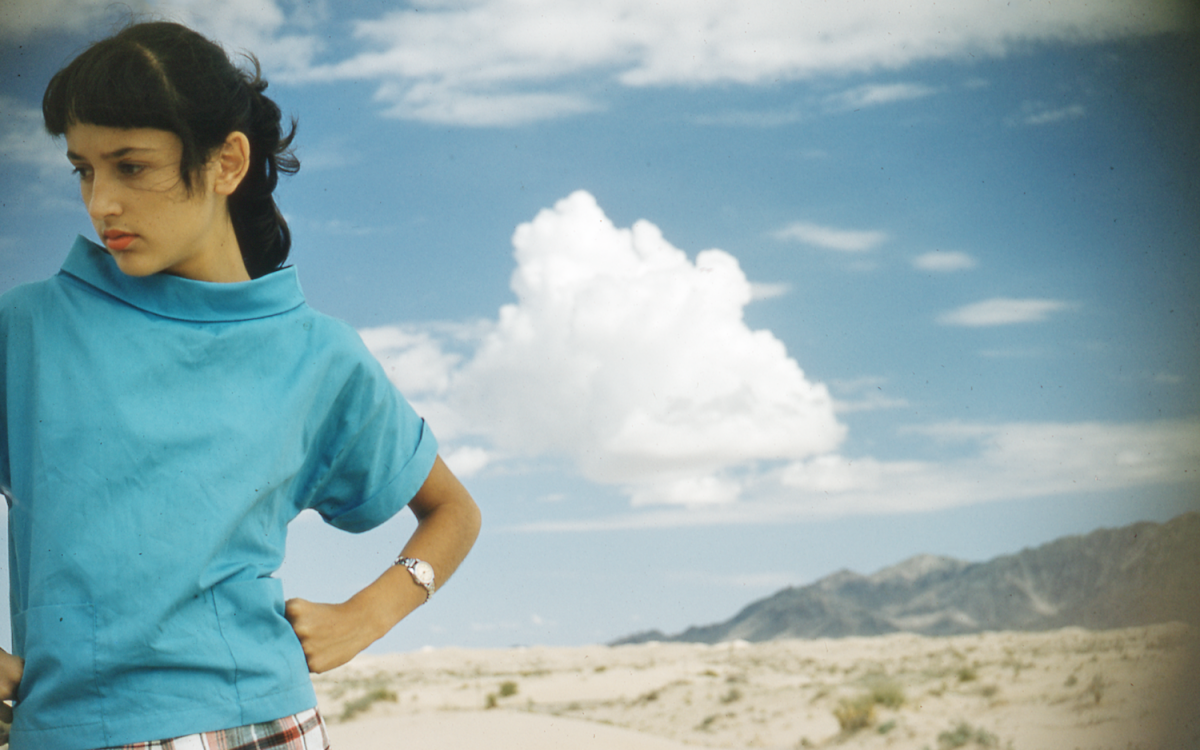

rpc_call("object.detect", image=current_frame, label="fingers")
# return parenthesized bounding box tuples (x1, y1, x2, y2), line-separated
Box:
(0, 651, 22, 707)
(283, 597, 372, 674)
(283, 596, 310, 625)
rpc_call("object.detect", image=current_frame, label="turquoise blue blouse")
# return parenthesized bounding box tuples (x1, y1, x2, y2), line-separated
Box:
(0, 237, 437, 749)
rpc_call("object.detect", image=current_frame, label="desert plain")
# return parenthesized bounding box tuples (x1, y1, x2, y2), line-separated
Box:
(316, 622, 1199, 750)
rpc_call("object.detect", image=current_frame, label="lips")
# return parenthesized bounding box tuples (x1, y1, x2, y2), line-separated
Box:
(103, 230, 137, 252)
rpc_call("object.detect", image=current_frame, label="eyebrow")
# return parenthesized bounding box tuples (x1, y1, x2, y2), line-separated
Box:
(65, 146, 157, 161)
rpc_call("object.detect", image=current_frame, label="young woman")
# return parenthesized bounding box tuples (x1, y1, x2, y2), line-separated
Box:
(0, 21, 481, 750)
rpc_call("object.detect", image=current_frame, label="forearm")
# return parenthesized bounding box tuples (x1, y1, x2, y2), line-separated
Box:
(286, 456, 481, 672)
(346, 484, 482, 643)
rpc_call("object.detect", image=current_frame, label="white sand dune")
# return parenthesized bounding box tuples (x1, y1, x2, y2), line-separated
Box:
(329, 711, 707, 749)
(316, 623, 1200, 750)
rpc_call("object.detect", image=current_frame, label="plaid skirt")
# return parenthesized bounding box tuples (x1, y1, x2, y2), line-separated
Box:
(100, 708, 330, 750)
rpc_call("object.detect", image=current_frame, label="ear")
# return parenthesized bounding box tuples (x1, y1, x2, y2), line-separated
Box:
(211, 131, 251, 196)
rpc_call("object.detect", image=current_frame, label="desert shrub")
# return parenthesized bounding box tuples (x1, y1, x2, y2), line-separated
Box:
(635, 689, 659, 704)
(720, 687, 742, 704)
(868, 678, 905, 708)
(957, 666, 977, 682)
(833, 695, 876, 733)
(1086, 674, 1104, 704)
(485, 680, 520, 709)
(339, 687, 398, 721)
(937, 722, 998, 748)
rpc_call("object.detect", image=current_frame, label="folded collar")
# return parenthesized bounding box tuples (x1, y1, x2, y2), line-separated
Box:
(59, 236, 307, 323)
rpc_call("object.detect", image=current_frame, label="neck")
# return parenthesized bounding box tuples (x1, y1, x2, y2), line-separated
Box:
(171, 212, 252, 284)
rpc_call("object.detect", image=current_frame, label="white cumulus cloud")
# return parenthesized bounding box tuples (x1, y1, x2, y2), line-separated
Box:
(364, 191, 845, 506)
(937, 297, 1072, 326)
(441, 446, 492, 478)
(357, 325, 463, 397)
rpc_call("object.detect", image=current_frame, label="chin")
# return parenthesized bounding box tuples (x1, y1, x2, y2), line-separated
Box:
(112, 255, 164, 278)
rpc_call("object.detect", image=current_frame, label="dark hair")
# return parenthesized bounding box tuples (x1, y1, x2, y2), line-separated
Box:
(42, 22, 299, 278)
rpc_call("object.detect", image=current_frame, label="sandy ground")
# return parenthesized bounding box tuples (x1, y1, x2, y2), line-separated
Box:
(317, 623, 1200, 750)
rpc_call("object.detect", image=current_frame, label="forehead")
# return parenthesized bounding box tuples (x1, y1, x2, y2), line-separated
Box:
(64, 124, 181, 158)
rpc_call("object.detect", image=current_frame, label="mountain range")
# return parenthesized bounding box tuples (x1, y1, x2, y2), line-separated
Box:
(614, 512, 1200, 645)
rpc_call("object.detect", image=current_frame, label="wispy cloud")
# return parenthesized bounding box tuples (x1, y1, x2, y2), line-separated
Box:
(0, 0, 139, 39)
(773, 221, 889, 252)
(1006, 101, 1087, 127)
(823, 82, 940, 113)
(6, 0, 1192, 125)
(0, 97, 66, 172)
(749, 282, 791, 301)
(829, 377, 910, 413)
(775, 419, 1200, 515)
(693, 109, 807, 128)
(937, 297, 1072, 326)
(297, 0, 1191, 124)
(28, 0, 1191, 127)
(372, 85, 600, 126)
(512, 418, 1200, 530)
(912, 250, 977, 272)
(979, 347, 1050, 359)
(295, 138, 362, 171)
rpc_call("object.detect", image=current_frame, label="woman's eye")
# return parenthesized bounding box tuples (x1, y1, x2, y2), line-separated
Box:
(71, 165, 92, 180)
(118, 162, 145, 176)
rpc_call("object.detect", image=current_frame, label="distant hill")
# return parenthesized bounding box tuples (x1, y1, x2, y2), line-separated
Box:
(614, 512, 1200, 645)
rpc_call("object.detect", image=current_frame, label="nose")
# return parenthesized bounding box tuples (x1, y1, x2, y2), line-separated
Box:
(85, 172, 123, 223)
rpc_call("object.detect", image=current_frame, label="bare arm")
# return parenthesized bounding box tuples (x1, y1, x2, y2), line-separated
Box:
(284, 455, 481, 673)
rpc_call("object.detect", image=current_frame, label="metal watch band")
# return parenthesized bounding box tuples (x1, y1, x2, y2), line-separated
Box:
(395, 556, 436, 602)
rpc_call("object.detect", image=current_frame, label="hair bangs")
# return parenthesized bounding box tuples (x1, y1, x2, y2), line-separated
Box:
(43, 37, 185, 138)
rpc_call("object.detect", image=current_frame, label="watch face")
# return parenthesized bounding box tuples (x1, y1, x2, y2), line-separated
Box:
(412, 561, 435, 585)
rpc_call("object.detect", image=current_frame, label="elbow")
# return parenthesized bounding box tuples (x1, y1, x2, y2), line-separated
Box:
(462, 493, 482, 548)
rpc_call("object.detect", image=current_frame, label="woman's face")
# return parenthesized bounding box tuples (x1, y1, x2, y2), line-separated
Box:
(64, 124, 248, 282)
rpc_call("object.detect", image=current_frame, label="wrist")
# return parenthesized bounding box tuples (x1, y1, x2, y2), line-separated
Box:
(346, 573, 411, 644)
(395, 556, 436, 603)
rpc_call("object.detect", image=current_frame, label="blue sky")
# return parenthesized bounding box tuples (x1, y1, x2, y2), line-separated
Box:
(1, 0, 1197, 651)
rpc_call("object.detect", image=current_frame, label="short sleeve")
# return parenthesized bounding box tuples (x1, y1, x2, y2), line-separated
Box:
(298, 345, 439, 533)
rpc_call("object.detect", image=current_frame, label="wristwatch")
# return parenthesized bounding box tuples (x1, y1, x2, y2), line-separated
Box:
(396, 556, 436, 602)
